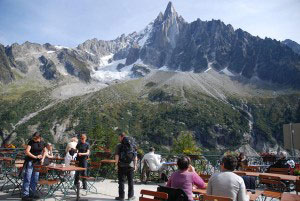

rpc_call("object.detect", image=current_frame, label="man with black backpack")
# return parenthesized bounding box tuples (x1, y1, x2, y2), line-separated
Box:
(115, 132, 137, 201)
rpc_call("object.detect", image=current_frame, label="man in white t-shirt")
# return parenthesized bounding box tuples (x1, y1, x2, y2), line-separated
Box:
(207, 155, 250, 201)
(141, 147, 163, 171)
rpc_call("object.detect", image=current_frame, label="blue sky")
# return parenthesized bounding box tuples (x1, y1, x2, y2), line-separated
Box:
(0, 0, 299, 47)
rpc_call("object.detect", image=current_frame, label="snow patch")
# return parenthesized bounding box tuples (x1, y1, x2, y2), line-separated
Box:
(221, 67, 235, 76)
(55, 45, 70, 50)
(91, 59, 146, 82)
(204, 67, 212, 73)
(138, 23, 153, 47)
(47, 51, 55, 54)
(92, 58, 128, 82)
(99, 54, 113, 67)
(85, 50, 95, 56)
(159, 66, 169, 71)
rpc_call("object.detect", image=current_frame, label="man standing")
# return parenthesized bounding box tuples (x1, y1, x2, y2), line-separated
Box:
(115, 132, 137, 201)
(207, 154, 250, 201)
(74, 134, 90, 190)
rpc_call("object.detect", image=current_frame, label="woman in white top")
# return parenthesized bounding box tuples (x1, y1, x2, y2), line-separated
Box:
(65, 137, 78, 153)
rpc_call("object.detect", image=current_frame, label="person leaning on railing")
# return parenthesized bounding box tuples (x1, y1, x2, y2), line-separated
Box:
(22, 132, 47, 201)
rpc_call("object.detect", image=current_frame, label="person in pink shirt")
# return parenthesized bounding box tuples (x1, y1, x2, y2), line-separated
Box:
(167, 156, 205, 201)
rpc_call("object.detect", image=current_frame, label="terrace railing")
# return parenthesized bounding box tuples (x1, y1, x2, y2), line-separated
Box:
(1, 148, 299, 180)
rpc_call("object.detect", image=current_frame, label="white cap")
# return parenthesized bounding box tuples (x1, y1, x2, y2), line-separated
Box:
(279, 151, 287, 159)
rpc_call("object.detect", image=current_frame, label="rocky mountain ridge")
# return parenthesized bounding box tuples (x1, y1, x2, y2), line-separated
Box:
(1, 2, 300, 89)
(282, 39, 300, 55)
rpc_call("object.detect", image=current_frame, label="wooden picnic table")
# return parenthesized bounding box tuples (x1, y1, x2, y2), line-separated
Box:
(0, 157, 14, 161)
(47, 164, 86, 172)
(233, 171, 298, 181)
(281, 193, 300, 201)
(100, 159, 116, 164)
(192, 188, 263, 201)
(47, 164, 86, 201)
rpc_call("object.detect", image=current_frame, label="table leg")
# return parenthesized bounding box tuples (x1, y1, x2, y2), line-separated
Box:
(76, 183, 80, 201)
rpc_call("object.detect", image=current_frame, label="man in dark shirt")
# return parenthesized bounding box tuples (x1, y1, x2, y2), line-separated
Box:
(267, 151, 292, 171)
(115, 132, 137, 201)
(22, 132, 46, 201)
(74, 134, 90, 190)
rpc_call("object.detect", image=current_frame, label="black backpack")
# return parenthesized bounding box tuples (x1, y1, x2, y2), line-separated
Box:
(119, 137, 137, 164)
(157, 185, 189, 201)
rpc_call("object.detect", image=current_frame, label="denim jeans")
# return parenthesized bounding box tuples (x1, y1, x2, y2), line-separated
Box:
(118, 166, 134, 198)
(74, 159, 88, 189)
(22, 161, 40, 197)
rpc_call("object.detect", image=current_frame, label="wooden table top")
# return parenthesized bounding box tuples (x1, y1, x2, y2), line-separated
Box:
(192, 189, 263, 201)
(47, 165, 86, 171)
(100, 159, 116, 164)
(281, 193, 300, 201)
(233, 171, 298, 181)
(0, 157, 13, 161)
(162, 162, 177, 166)
(50, 157, 64, 161)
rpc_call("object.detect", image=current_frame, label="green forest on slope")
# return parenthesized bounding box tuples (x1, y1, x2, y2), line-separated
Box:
(1, 82, 300, 153)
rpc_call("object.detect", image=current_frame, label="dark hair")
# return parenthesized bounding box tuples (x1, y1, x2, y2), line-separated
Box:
(177, 156, 190, 170)
(222, 155, 238, 171)
(149, 147, 155, 152)
(32, 132, 41, 139)
(121, 136, 130, 145)
(119, 131, 126, 138)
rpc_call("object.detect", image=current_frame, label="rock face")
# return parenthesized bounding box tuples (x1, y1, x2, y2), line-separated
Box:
(39, 56, 60, 80)
(140, 2, 187, 67)
(0, 44, 14, 84)
(131, 64, 151, 77)
(57, 50, 91, 82)
(282, 39, 300, 55)
(1, 2, 300, 88)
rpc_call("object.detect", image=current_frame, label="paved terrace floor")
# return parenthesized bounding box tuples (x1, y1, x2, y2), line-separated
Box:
(0, 179, 291, 201)
(0, 179, 161, 201)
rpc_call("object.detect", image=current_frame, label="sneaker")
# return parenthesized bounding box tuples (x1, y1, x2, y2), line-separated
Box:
(127, 196, 136, 200)
(22, 197, 33, 201)
(115, 197, 125, 201)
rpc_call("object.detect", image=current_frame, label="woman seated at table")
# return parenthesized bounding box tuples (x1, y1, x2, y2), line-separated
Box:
(237, 152, 248, 170)
(41, 143, 54, 165)
(167, 156, 206, 201)
(22, 132, 46, 201)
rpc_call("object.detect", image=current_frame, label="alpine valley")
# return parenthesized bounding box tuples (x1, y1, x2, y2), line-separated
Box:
(1, 2, 300, 154)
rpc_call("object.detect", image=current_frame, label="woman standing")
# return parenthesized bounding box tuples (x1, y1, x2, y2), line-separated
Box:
(74, 134, 90, 190)
(22, 132, 46, 201)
